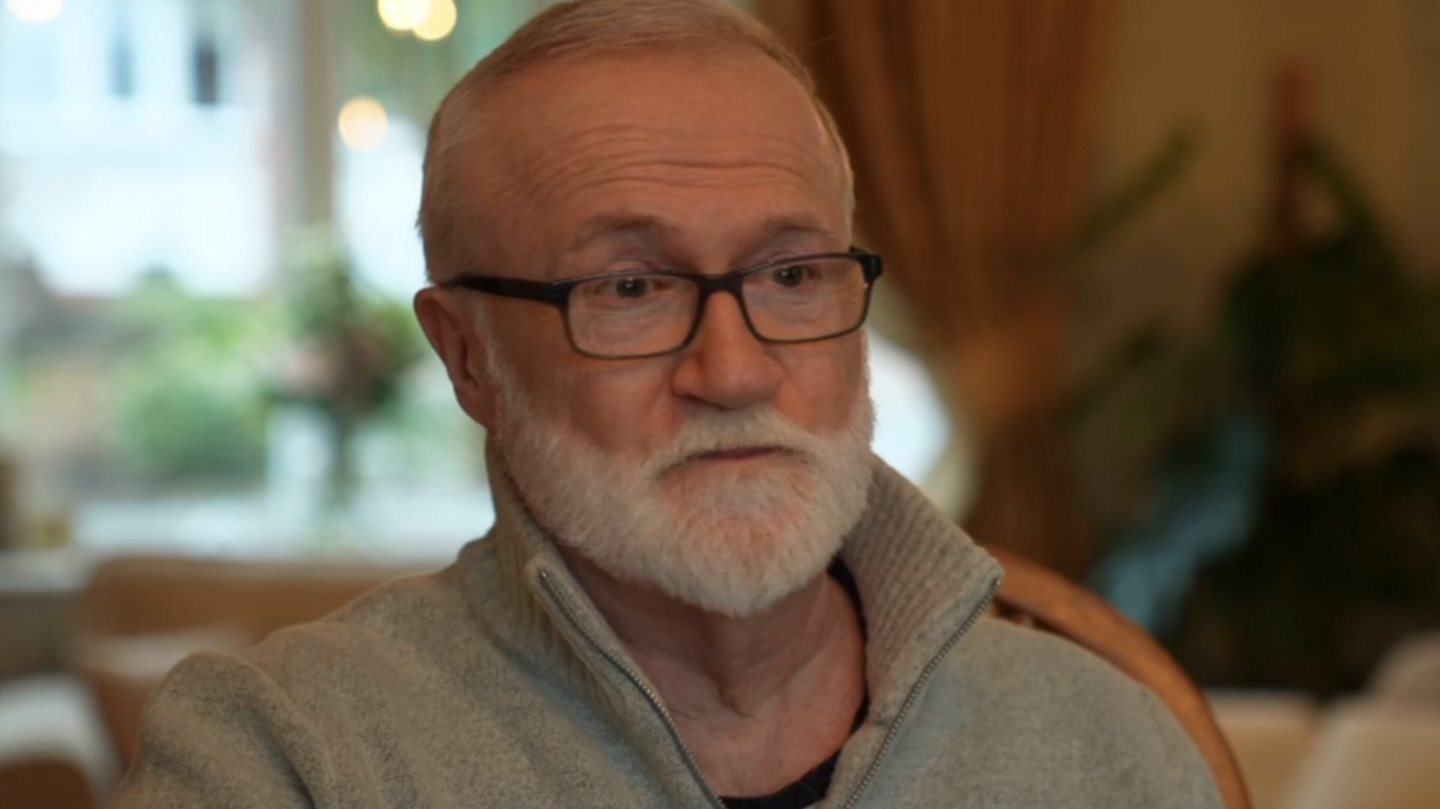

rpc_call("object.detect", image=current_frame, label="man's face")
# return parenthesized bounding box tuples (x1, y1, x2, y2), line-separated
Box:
(424, 46, 873, 615)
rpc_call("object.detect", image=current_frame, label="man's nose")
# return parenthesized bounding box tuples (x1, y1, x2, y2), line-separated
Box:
(670, 290, 784, 409)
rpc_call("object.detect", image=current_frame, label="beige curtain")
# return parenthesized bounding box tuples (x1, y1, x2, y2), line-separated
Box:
(760, 1, 1115, 577)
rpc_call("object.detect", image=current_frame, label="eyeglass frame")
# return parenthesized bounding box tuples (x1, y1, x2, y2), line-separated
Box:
(440, 248, 884, 360)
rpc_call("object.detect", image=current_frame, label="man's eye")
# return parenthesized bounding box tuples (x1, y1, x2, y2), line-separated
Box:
(770, 265, 813, 287)
(612, 277, 651, 298)
(584, 275, 679, 303)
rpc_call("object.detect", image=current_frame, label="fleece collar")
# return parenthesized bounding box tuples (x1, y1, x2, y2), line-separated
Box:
(466, 439, 1002, 727)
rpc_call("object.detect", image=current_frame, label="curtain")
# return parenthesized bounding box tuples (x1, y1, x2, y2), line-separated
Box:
(760, 0, 1116, 577)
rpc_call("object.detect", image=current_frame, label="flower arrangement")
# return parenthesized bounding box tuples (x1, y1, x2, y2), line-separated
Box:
(270, 231, 424, 506)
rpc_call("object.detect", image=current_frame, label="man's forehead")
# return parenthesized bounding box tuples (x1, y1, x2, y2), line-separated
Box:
(476, 46, 831, 168)
(494, 43, 808, 113)
(562, 212, 843, 257)
(453, 46, 847, 271)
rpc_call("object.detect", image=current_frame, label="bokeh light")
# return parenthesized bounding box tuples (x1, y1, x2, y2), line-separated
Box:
(7, 0, 65, 23)
(413, 0, 457, 42)
(377, 0, 429, 32)
(337, 96, 389, 152)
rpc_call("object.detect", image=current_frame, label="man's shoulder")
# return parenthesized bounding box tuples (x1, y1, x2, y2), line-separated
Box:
(135, 541, 498, 709)
(242, 551, 492, 685)
(139, 563, 462, 709)
(957, 616, 1142, 694)
(829, 615, 1225, 808)
(136, 541, 541, 757)
(118, 539, 636, 808)
(895, 616, 1223, 807)
(941, 615, 1178, 734)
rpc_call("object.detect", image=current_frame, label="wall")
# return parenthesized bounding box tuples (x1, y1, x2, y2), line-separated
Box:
(1086, 0, 1440, 357)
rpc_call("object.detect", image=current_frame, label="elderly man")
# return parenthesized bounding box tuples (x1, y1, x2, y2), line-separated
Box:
(114, 1, 1222, 807)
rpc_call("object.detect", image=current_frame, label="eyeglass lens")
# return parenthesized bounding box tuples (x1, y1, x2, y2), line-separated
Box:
(565, 256, 869, 358)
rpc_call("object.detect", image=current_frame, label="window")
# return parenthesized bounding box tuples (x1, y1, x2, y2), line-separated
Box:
(0, 0, 953, 563)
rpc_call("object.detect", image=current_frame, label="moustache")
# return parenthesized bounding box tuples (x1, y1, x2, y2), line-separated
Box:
(647, 408, 824, 476)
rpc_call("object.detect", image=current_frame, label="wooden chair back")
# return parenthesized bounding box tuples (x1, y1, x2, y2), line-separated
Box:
(0, 758, 96, 809)
(73, 555, 423, 771)
(986, 546, 1251, 809)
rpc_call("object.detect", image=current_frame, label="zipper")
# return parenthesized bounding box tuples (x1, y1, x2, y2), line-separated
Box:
(538, 569, 726, 809)
(840, 576, 1000, 809)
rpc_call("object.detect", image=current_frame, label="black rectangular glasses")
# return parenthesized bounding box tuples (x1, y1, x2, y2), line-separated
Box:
(443, 249, 883, 359)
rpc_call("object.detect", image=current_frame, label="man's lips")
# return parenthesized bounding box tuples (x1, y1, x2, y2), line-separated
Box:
(659, 445, 802, 479)
(691, 445, 791, 463)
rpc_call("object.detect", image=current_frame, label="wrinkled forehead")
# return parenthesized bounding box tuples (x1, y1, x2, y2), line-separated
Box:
(496, 45, 825, 134)
(441, 46, 849, 272)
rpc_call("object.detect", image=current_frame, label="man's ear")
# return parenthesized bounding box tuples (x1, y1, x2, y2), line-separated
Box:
(413, 288, 498, 430)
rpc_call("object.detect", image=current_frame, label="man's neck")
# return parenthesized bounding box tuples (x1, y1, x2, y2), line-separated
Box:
(561, 551, 867, 797)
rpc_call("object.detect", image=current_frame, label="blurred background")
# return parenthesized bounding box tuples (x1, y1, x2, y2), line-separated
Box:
(1, 1, 1438, 807)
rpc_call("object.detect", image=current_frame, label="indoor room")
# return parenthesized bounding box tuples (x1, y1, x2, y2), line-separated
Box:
(2, 1, 1437, 807)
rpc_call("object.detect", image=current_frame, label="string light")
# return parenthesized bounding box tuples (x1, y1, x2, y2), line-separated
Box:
(7, 0, 65, 23)
(377, 0, 429, 32)
(413, 0, 456, 42)
(338, 96, 388, 152)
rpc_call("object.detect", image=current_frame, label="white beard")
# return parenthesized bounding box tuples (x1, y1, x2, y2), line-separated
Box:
(490, 350, 875, 618)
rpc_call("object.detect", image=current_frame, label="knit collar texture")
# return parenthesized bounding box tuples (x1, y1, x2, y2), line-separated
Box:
(457, 439, 1002, 801)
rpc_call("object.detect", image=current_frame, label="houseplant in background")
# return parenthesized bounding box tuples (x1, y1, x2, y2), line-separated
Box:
(269, 230, 425, 516)
(1078, 130, 1440, 697)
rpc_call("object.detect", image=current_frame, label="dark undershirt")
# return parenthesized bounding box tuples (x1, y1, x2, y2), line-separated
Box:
(717, 558, 868, 809)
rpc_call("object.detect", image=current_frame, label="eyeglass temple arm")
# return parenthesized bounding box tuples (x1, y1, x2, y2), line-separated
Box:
(445, 275, 569, 306)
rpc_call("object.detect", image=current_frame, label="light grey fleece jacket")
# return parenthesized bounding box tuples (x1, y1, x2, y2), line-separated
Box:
(113, 453, 1224, 809)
